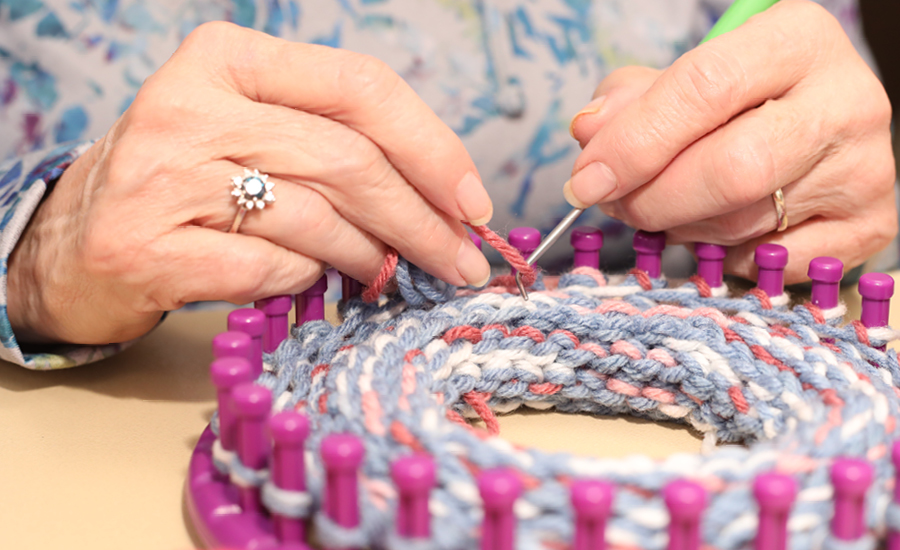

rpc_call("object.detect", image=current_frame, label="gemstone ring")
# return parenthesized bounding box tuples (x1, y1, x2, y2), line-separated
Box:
(228, 168, 275, 233)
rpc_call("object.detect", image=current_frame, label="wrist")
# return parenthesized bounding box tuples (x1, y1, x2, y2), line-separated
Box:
(7, 148, 96, 344)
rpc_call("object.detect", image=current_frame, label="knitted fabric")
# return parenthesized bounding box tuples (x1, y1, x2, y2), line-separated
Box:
(229, 261, 900, 550)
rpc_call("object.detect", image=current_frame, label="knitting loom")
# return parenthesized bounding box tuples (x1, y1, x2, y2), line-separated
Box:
(185, 228, 900, 550)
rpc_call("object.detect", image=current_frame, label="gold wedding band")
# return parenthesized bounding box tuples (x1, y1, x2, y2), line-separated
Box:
(772, 188, 788, 232)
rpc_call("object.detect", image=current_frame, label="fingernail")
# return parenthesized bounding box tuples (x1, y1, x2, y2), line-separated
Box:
(569, 96, 606, 139)
(456, 171, 493, 226)
(456, 238, 491, 287)
(568, 162, 618, 207)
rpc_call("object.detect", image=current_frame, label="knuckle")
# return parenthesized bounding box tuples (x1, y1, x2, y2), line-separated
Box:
(334, 53, 401, 108)
(706, 130, 775, 210)
(618, 201, 659, 233)
(328, 132, 387, 181)
(178, 21, 242, 56)
(671, 49, 746, 118)
(598, 66, 653, 96)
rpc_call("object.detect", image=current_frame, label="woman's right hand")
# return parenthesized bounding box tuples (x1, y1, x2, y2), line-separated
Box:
(7, 22, 493, 346)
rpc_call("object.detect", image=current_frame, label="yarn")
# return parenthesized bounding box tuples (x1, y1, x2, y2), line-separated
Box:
(218, 256, 900, 550)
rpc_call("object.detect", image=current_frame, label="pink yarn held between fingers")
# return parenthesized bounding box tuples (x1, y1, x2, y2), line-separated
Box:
(361, 224, 537, 303)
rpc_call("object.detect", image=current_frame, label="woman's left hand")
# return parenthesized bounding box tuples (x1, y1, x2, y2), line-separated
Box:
(567, 0, 896, 283)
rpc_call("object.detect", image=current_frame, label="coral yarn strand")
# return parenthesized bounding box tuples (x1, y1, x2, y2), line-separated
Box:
(363, 248, 399, 303)
(362, 225, 538, 302)
(467, 224, 537, 287)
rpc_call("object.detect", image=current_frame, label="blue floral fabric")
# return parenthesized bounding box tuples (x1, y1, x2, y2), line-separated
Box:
(0, 0, 884, 368)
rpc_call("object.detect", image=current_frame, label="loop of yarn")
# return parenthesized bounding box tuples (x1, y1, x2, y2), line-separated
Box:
(229, 456, 269, 489)
(261, 482, 313, 519)
(254, 262, 900, 550)
(822, 534, 876, 550)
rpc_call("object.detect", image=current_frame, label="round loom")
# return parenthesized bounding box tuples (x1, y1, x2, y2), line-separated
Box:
(186, 259, 900, 550)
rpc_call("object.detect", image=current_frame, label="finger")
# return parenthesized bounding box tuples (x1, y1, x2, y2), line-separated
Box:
(191, 100, 491, 288)
(157, 21, 493, 227)
(724, 202, 898, 285)
(569, 66, 661, 147)
(152, 228, 325, 308)
(566, 0, 835, 208)
(196, 163, 388, 285)
(596, 93, 829, 233)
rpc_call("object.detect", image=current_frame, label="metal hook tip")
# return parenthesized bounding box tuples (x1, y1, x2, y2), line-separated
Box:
(515, 273, 529, 301)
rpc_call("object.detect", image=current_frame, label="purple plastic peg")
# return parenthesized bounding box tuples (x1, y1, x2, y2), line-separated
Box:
(228, 308, 265, 378)
(470, 233, 483, 251)
(296, 274, 328, 325)
(571, 227, 604, 270)
(889, 442, 900, 550)
(830, 459, 873, 541)
(212, 330, 252, 361)
(478, 469, 523, 550)
(391, 454, 436, 540)
(755, 244, 788, 297)
(269, 411, 311, 544)
(341, 273, 362, 302)
(634, 231, 666, 279)
(255, 295, 293, 353)
(509, 227, 541, 275)
(210, 357, 253, 454)
(664, 479, 707, 550)
(321, 434, 365, 550)
(809, 257, 844, 310)
(232, 383, 273, 515)
(753, 473, 797, 550)
(859, 273, 894, 329)
(571, 479, 614, 550)
(695, 243, 726, 288)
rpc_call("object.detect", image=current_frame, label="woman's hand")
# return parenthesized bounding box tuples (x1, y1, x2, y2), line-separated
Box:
(7, 22, 493, 345)
(567, 0, 896, 283)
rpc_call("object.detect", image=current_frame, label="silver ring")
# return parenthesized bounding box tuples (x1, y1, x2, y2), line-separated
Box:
(229, 168, 275, 233)
(772, 188, 788, 232)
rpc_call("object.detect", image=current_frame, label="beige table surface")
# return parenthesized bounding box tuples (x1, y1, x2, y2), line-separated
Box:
(1, 276, 895, 550)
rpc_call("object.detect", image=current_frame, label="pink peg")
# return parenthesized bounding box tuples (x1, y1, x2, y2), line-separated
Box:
(633, 230, 666, 278)
(830, 458, 873, 541)
(212, 330, 252, 361)
(753, 473, 797, 550)
(321, 434, 365, 550)
(341, 273, 362, 302)
(296, 274, 328, 325)
(755, 244, 788, 298)
(571, 479, 614, 550)
(269, 411, 311, 543)
(860, 273, 894, 352)
(232, 383, 273, 515)
(470, 233, 483, 251)
(478, 469, 523, 550)
(663, 479, 706, 550)
(228, 308, 265, 378)
(695, 243, 726, 288)
(889, 442, 900, 550)
(391, 454, 436, 540)
(809, 257, 843, 310)
(859, 273, 894, 329)
(210, 357, 253, 454)
(509, 227, 541, 275)
(255, 295, 293, 353)
(571, 227, 603, 270)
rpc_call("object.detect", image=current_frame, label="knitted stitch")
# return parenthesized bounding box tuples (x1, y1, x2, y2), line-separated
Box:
(220, 261, 900, 550)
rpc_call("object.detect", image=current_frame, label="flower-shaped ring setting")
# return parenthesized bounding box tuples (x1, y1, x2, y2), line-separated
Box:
(228, 168, 275, 233)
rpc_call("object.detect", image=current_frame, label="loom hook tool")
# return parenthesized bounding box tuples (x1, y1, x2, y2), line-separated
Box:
(515, 207, 584, 300)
